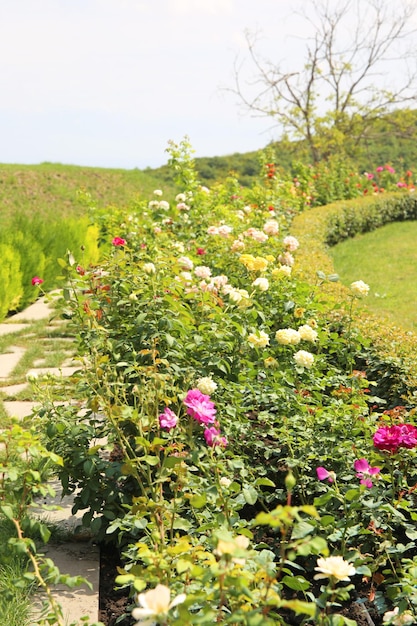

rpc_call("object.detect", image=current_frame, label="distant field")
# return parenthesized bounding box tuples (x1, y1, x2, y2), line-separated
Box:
(329, 220, 417, 331)
(0, 162, 175, 221)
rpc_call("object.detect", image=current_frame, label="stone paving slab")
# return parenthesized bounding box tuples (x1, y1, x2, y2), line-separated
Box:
(9, 296, 56, 322)
(3, 400, 38, 419)
(0, 382, 30, 396)
(31, 542, 100, 625)
(0, 322, 29, 336)
(26, 366, 79, 379)
(0, 346, 26, 379)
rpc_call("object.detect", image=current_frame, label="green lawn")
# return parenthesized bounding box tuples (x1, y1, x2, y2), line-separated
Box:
(329, 220, 417, 331)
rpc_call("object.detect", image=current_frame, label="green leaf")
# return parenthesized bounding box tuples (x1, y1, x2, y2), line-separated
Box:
(176, 558, 192, 574)
(0, 505, 14, 520)
(282, 574, 310, 591)
(243, 486, 258, 505)
(280, 599, 316, 617)
(143, 455, 159, 466)
(291, 521, 315, 539)
(190, 493, 207, 508)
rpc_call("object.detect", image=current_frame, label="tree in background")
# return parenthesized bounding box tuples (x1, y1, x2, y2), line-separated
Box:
(232, 0, 417, 164)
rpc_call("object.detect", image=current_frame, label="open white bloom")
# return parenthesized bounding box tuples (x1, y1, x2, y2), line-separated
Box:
(298, 324, 318, 342)
(283, 235, 299, 251)
(293, 350, 315, 369)
(143, 262, 156, 274)
(153, 189, 163, 196)
(276, 328, 301, 345)
(180, 271, 193, 283)
(196, 376, 218, 395)
(252, 277, 269, 292)
(148, 200, 160, 210)
(383, 608, 414, 625)
(263, 219, 279, 236)
(350, 280, 370, 298)
(211, 275, 229, 288)
(131, 584, 186, 626)
(194, 265, 212, 279)
(231, 239, 245, 252)
(171, 241, 185, 253)
(314, 556, 356, 582)
(272, 265, 292, 278)
(158, 200, 170, 211)
(207, 226, 219, 235)
(228, 288, 250, 304)
(176, 202, 190, 211)
(218, 224, 233, 237)
(220, 476, 232, 488)
(177, 256, 194, 270)
(175, 193, 186, 202)
(248, 330, 270, 348)
(278, 251, 295, 267)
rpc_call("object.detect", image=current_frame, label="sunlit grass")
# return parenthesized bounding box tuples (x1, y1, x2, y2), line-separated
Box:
(0, 518, 33, 626)
(329, 220, 417, 330)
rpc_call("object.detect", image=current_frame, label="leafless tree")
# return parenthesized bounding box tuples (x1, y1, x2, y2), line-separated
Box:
(232, 0, 417, 163)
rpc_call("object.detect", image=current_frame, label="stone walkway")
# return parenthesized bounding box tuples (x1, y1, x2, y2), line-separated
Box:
(0, 296, 101, 625)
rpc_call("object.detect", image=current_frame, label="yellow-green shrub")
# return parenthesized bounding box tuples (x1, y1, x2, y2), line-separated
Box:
(0, 244, 23, 319)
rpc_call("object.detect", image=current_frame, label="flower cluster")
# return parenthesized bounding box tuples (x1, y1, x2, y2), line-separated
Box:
(373, 423, 417, 452)
(158, 387, 227, 448)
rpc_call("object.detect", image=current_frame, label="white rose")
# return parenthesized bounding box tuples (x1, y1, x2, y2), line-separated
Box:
(252, 277, 269, 292)
(275, 328, 301, 345)
(293, 350, 315, 369)
(143, 262, 156, 274)
(350, 280, 370, 297)
(298, 324, 318, 342)
(196, 376, 218, 395)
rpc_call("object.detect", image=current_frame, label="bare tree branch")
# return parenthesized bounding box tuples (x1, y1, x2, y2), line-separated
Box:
(228, 0, 417, 162)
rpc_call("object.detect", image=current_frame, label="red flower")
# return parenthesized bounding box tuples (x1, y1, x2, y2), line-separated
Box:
(196, 247, 206, 255)
(112, 237, 126, 247)
(31, 276, 44, 286)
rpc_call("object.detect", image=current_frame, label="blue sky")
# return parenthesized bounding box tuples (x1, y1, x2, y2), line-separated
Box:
(0, 0, 312, 169)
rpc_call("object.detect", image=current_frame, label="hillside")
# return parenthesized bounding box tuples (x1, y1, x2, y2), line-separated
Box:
(0, 162, 175, 222)
(0, 108, 417, 220)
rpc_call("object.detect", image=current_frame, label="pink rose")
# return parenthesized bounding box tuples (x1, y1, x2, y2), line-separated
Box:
(373, 425, 404, 452)
(112, 237, 126, 246)
(204, 427, 227, 448)
(353, 458, 380, 488)
(158, 407, 178, 430)
(31, 276, 44, 286)
(184, 389, 216, 425)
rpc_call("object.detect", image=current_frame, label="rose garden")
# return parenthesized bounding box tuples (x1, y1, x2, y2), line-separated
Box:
(1, 141, 417, 626)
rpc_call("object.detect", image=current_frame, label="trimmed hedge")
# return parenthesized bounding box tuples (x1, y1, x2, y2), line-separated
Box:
(291, 192, 417, 404)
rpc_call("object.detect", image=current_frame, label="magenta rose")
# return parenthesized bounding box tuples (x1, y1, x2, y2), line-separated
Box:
(31, 276, 44, 286)
(112, 236, 126, 247)
(204, 426, 227, 448)
(353, 458, 380, 488)
(158, 407, 178, 430)
(398, 424, 417, 449)
(184, 389, 216, 425)
(373, 425, 404, 452)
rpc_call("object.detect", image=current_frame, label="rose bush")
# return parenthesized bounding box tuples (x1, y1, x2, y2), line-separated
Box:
(32, 143, 417, 625)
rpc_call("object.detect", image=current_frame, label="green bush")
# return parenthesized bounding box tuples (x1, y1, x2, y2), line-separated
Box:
(0, 244, 23, 318)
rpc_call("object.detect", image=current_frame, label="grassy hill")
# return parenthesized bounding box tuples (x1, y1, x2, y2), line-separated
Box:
(0, 162, 176, 222)
(0, 107, 417, 221)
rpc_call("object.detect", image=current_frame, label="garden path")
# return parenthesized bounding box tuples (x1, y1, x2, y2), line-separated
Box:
(0, 296, 101, 625)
